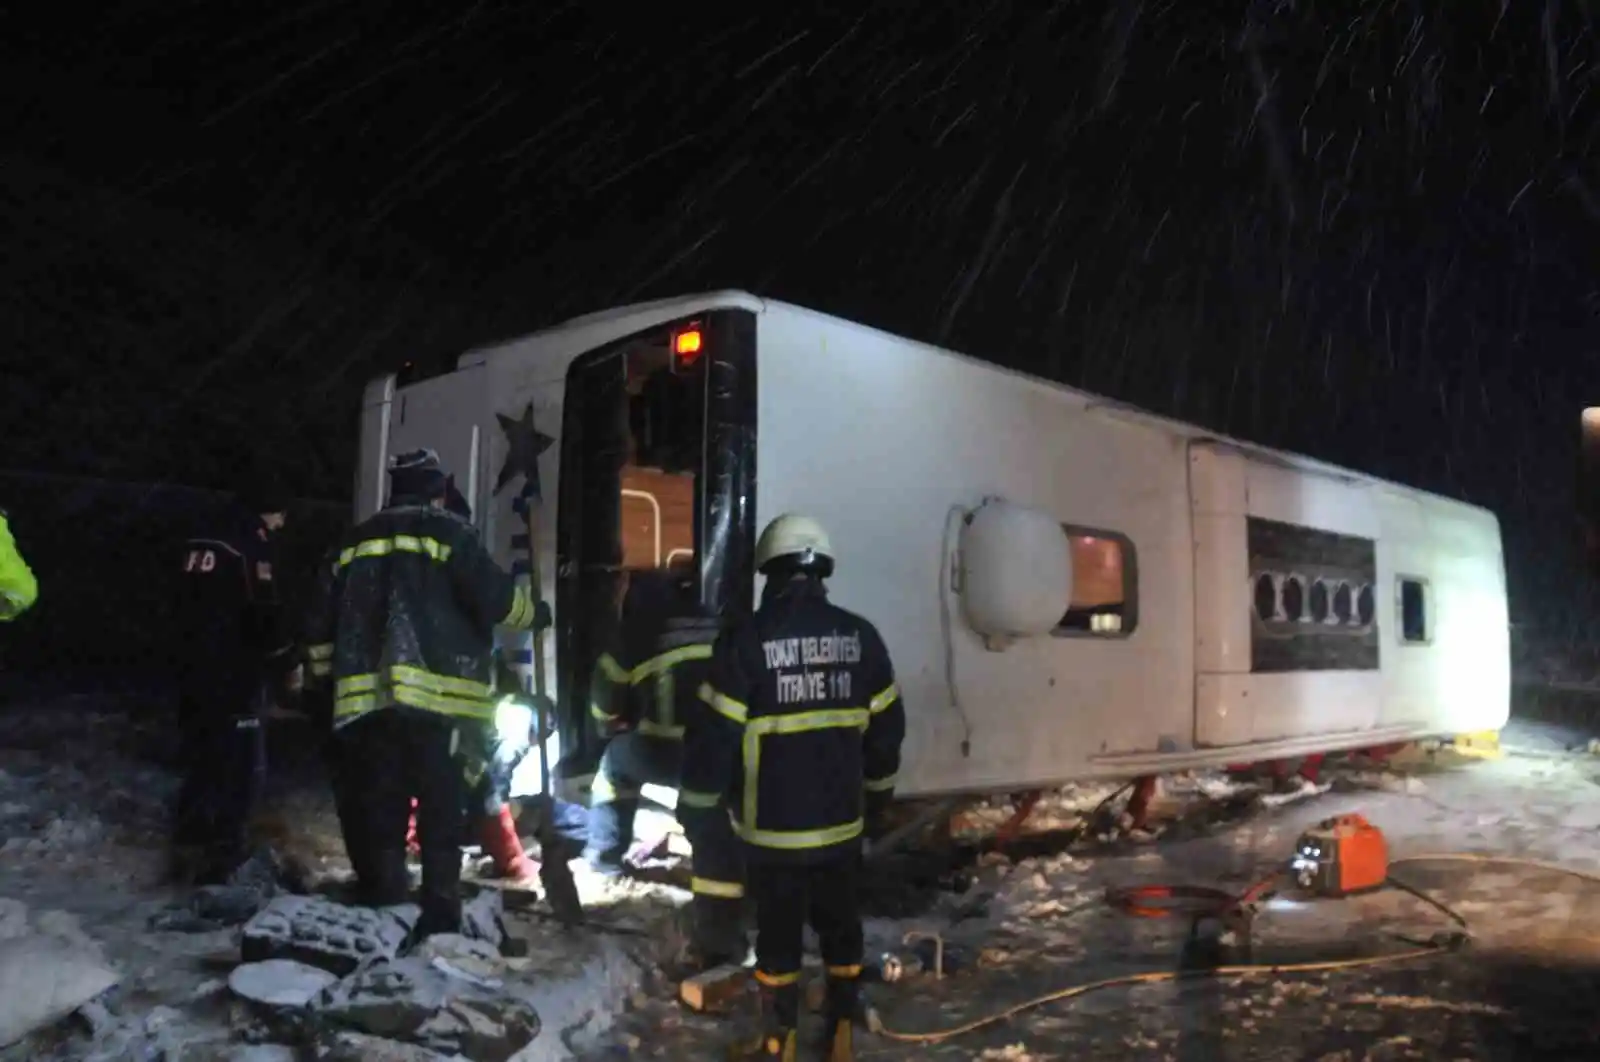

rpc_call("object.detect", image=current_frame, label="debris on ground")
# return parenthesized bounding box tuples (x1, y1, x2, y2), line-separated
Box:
(241, 895, 420, 976)
(0, 900, 119, 1048)
(3, 695, 1600, 1060)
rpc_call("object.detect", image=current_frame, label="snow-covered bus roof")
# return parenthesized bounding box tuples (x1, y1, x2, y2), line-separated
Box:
(463, 289, 1495, 524)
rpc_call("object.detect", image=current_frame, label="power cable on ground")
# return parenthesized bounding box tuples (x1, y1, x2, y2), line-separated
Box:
(865, 852, 1600, 1046)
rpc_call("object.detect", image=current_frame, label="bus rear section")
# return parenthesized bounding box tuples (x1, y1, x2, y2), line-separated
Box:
(553, 307, 760, 776)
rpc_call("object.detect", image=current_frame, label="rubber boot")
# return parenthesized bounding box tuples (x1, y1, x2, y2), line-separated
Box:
(728, 981, 799, 1060)
(480, 805, 538, 883)
(821, 974, 864, 1061)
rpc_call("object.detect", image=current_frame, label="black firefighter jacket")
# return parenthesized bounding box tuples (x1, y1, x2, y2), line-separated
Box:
(680, 577, 906, 864)
(176, 505, 294, 694)
(302, 501, 545, 729)
(591, 572, 722, 742)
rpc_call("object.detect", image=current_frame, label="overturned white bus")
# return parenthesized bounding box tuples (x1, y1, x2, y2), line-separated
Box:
(355, 291, 1511, 803)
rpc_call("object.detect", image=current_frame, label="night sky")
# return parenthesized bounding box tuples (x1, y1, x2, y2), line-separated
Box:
(2, 3, 1597, 646)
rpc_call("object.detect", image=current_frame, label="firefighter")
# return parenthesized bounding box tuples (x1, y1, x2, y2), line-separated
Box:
(0, 507, 38, 621)
(682, 514, 906, 1061)
(303, 448, 550, 938)
(392, 478, 540, 885)
(584, 566, 704, 875)
(584, 561, 744, 966)
(171, 479, 298, 885)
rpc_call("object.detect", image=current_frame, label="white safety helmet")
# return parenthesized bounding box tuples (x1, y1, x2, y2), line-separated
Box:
(754, 513, 834, 576)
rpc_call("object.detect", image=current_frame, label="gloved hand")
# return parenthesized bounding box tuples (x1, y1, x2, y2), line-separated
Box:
(533, 599, 553, 630)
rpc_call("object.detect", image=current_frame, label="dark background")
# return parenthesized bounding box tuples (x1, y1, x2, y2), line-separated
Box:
(0, 3, 1596, 684)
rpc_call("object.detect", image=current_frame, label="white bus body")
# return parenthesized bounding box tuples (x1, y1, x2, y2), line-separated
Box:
(356, 291, 1510, 800)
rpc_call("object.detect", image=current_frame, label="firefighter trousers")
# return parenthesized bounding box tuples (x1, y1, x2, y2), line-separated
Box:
(334, 706, 467, 938)
(684, 806, 746, 963)
(584, 731, 680, 871)
(747, 850, 865, 1026)
(173, 684, 267, 883)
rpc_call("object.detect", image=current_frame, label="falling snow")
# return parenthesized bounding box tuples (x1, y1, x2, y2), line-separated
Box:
(4, 5, 1597, 670)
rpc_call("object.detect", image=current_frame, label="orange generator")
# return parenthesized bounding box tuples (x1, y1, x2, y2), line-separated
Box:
(1290, 813, 1390, 897)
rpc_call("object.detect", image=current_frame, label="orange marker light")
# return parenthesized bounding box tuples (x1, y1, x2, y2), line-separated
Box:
(674, 329, 703, 356)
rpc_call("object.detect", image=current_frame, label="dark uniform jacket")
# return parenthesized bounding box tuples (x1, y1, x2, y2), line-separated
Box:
(591, 571, 721, 742)
(302, 499, 543, 729)
(177, 504, 293, 695)
(681, 577, 906, 864)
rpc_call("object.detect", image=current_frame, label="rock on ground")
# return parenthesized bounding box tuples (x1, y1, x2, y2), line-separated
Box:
(242, 896, 419, 976)
(313, 1030, 458, 1061)
(0, 900, 120, 1049)
(311, 955, 540, 1062)
(229, 959, 340, 1008)
(459, 889, 507, 953)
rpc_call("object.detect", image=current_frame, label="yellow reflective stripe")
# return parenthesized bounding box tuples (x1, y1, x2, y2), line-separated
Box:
(678, 789, 721, 809)
(869, 682, 899, 715)
(698, 682, 748, 724)
(335, 684, 494, 721)
(629, 644, 713, 683)
(309, 661, 333, 678)
(336, 674, 380, 696)
(864, 774, 897, 793)
(637, 719, 686, 739)
(590, 702, 618, 722)
(501, 585, 536, 628)
(597, 653, 631, 684)
(389, 664, 492, 700)
(691, 877, 745, 899)
(630, 646, 712, 735)
(755, 970, 800, 987)
(826, 964, 862, 979)
(306, 643, 334, 661)
(747, 708, 868, 737)
(336, 535, 453, 567)
(733, 817, 865, 851)
(740, 707, 871, 851)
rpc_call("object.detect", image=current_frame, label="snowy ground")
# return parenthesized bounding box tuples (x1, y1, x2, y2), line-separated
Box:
(595, 719, 1600, 1061)
(1, 694, 1599, 1061)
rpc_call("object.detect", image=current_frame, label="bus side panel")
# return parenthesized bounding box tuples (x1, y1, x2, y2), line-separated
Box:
(357, 375, 398, 523)
(752, 308, 1197, 797)
(384, 366, 491, 523)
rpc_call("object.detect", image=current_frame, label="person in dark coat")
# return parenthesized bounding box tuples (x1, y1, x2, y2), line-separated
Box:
(171, 478, 297, 885)
(303, 449, 550, 937)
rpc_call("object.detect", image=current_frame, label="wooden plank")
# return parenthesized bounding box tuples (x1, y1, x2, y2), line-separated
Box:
(678, 964, 750, 1013)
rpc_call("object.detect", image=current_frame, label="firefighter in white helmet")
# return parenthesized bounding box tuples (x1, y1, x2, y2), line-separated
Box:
(681, 513, 906, 1061)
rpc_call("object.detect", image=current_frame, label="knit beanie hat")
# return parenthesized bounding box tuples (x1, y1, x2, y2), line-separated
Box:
(389, 448, 449, 502)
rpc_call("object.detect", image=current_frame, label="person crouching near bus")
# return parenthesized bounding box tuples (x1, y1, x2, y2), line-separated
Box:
(586, 560, 747, 968)
(682, 514, 906, 1061)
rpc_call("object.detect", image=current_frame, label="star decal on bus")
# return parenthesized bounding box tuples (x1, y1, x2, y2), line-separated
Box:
(494, 402, 554, 496)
